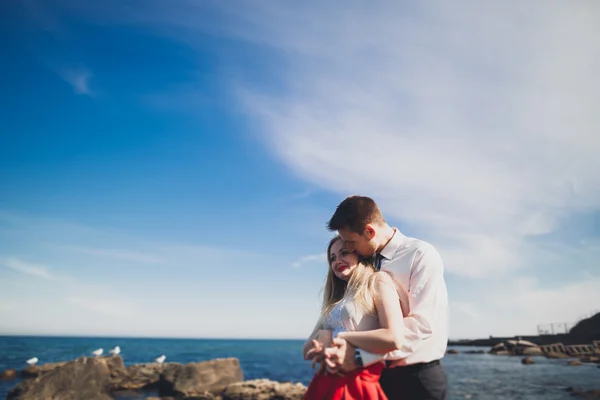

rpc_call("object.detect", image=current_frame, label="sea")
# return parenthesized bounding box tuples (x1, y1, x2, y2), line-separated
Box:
(0, 336, 598, 400)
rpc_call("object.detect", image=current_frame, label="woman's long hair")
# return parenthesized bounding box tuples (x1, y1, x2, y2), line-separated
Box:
(321, 236, 378, 318)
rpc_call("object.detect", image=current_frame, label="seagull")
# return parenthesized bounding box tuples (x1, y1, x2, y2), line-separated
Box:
(155, 355, 166, 364)
(26, 357, 38, 366)
(109, 346, 121, 356)
(92, 348, 103, 357)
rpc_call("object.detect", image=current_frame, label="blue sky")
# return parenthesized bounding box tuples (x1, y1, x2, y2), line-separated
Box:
(1, 0, 599, 339)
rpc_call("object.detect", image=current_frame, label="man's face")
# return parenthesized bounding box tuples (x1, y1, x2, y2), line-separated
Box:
(337, 226, 378, 258)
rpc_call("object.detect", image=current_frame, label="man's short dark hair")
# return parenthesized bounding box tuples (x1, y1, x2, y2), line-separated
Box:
(327, 195, 386, 233)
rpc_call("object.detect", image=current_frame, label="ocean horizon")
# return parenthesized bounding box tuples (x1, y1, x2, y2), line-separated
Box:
(1, 335, 598, 399)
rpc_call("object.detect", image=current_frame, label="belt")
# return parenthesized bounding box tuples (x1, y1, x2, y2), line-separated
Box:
(384, 359, 440, 372)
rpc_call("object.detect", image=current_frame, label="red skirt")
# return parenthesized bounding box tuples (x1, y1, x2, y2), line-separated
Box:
(304, 362, 388, 400)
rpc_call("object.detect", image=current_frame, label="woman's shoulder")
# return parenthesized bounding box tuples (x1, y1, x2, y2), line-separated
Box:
(374, 270, 396, 287)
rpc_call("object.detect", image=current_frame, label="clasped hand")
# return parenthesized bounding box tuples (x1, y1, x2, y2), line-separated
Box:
(304, 330, 356, 375)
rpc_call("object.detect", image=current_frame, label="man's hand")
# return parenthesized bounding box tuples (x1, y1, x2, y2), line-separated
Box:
(305, 330, 332, 370)
(323, 337, 358, 374)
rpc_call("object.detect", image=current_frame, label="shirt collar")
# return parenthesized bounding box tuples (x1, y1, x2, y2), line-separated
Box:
(379, 228, 404, 260)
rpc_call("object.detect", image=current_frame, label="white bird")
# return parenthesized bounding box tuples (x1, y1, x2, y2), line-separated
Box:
(109, 346, 121, 356)
(26, 357, 38, 366)
(92, 348, 103, 357)
(155, 355, 166, 364)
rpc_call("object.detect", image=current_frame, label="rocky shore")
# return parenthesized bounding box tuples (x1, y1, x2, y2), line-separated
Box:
(0, 356, 307, 400)
(445, 339, 600, 399)
(3, 339, 600, 400)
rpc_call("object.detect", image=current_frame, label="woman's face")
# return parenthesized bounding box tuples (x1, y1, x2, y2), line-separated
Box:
(329, 239, 360, 281)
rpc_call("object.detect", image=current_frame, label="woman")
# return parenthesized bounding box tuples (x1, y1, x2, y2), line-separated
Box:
(302, 235, 404, 400)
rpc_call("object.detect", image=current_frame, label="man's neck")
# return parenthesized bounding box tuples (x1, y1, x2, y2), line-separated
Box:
(376, 225, 396, 253)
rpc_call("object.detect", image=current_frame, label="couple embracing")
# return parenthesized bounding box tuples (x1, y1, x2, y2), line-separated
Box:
(303, 196, 449, 400)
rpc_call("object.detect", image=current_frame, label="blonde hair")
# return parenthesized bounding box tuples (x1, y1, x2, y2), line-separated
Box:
(321, 236, 378, 318)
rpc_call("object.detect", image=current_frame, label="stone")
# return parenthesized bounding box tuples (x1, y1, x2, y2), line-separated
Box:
(7, 356, 113, 400)
(446, 349, 460, 354)
(566, 387, 600, 399)
(521, 357, 535, 365)
(222, 379, 306, 400)
(159, 358, 243, 398)
(568, 360, 583, 366)
(580, 356, 600, 364)
(1, 369, 18, 381)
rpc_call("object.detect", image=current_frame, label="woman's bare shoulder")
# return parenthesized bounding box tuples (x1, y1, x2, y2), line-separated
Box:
(374, 270, 396, 286)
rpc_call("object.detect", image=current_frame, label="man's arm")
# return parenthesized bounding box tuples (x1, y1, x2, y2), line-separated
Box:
(337, 272, 404, 354)
(358, 246, 446, 363)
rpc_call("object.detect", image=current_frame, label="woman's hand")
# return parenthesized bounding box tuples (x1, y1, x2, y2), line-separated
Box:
(304, 330, 333, 371)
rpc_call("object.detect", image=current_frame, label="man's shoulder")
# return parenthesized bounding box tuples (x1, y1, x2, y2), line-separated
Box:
(399, 234, 438, 256)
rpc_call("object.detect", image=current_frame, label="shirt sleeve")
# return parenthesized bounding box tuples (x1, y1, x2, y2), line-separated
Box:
(358, 245, 445, 363)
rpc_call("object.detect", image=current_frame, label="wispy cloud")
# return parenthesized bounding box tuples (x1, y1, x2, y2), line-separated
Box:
(57, 245, 166, 264)
(65, 297, 137, 318)
(292, 253, 325, 269)
(1, 257, 55, 280)
(222, 1, 600, 279)
(59, 68, 94, 96)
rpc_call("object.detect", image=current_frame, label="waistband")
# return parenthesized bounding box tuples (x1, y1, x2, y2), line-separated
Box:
(384, 359, 440, 372)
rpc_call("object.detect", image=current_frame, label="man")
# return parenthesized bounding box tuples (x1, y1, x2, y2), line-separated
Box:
(323, 195, 449, 400)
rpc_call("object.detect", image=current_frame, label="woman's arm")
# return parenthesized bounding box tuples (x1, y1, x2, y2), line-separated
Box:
(337, 272, 404, 354)
(302, 316, 324, 358)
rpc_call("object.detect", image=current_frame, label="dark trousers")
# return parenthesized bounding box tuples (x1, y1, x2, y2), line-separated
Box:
(379, 360, 448, 400)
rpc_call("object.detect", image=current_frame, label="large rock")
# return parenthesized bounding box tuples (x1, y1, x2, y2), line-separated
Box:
(569, 312, 600, 335)
(522, 347, 544, 356)
(159, 358, 244, 398)
(21, 362, 67, 378)
(111, 362, 166, 390)
(222, 379, 306, 400)
(7, 357, 113, 400)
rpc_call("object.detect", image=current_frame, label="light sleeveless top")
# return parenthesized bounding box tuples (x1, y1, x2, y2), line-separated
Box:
(323, 295, 381, 338)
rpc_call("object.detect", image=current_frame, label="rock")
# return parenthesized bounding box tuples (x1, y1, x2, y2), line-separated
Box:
(546, 352, 570, 359)
(145, 397, 176, 400)
(112, 390, 144, 398)
(159, 358, 243, 398)
(112, 362, 166, 390)
(145, 397, 177, 400)
(522, 347, 544, 356)
(20, 362, 67, 378)
(521, 357, 535, 365)
(491, 342, 506, 352)
(491, 350, 510, 356)
(568, 360, 583, 366)
(1, 369, 18, 380)
(222, 379, 306, 400)
(566, 387, 600, 399)
(7, 356, 113, 400)
(464, 350, 485, 354)
(446, 349, 460, 354)
(580, 356, 600, 364)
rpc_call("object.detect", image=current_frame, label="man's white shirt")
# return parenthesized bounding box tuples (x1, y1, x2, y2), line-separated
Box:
(359, 229, 449, 366)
